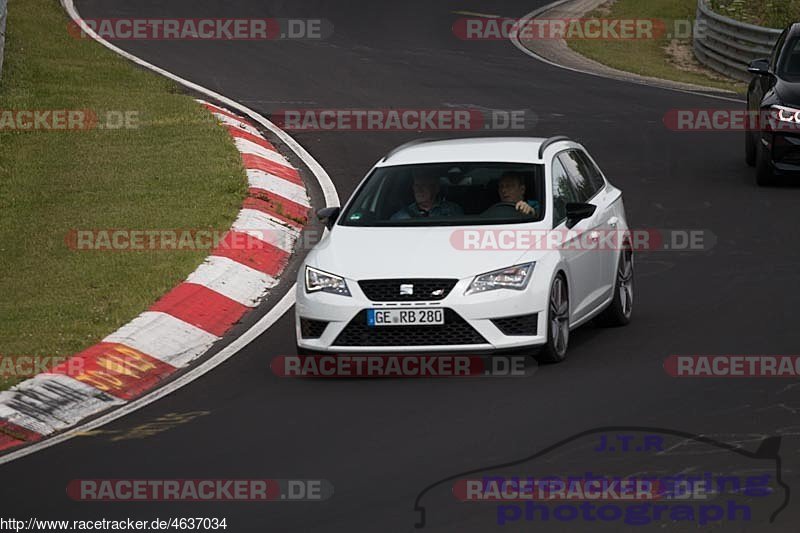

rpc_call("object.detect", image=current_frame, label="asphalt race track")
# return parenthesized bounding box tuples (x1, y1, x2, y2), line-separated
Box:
(3, 1, 800, 531)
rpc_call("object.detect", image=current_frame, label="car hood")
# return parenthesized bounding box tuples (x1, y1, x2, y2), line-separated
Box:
(307, 225, 548, 280)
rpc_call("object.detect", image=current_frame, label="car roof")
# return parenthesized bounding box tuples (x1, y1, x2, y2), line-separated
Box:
(377, 137, 574, 166)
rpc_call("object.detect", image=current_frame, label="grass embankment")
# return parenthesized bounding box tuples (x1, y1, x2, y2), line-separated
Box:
(0, 0, 247, 389)
(709, 0, 800, 28)
(566, 0, 746, 93)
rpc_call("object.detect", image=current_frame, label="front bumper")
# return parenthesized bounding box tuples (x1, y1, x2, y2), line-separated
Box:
(762, 132, 800, 173)
(295, 276, 548, 353)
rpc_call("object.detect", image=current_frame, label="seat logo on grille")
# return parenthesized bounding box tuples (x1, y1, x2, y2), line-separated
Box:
(431, 289, 444, 297)
(400, 284, 414, 295)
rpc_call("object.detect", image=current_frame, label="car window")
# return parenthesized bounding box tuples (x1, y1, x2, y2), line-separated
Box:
(575, 150, 605, 193)
(557, 150, 601, 202)
(551, 158, 578, 225)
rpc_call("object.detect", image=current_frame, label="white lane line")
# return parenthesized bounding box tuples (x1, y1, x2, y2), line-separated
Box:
(0, 0, 341, 467)
(508, 0, 746, 104)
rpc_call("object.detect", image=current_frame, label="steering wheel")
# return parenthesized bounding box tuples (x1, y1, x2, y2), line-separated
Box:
(489, 201, 519, 210)
(483, 202, 528, 218)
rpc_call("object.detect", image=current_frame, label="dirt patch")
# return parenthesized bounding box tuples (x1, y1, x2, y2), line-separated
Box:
(664, 38, 732, 82)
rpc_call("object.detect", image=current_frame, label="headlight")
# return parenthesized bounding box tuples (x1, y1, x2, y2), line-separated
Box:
(768, 105, 800, 132)
(466, 263, 535, 295)
(305, 266, 351, 296)
(772, 105, 800, 123)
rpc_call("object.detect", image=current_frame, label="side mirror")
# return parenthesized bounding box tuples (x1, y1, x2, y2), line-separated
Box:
(565, 202, 596, 229)
(316, 206, 341, 230)
(748, 58, 771, 76)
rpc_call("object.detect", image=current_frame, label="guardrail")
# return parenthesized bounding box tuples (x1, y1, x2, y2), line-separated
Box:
(693, 0, 782, 82)
(0, 0, 6, 80)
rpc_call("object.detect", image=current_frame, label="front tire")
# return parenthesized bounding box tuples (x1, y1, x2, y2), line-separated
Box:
(535, 274, 569, 364)
(596, 247, 634, 327)
(745, 130, 756, 166)
(756, 141, 776, 186)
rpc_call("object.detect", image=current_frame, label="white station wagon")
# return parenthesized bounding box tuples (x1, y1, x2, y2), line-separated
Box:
(295, 136, 633, 362)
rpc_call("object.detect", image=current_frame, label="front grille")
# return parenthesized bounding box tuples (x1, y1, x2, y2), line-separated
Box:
(773, 135, 800, 165)
(358, 279, 458, 302)
(333, 309, 487, 346)
(777, 149, 800, 165)
(491, 313, 538, 336)
(300, 318, 329, 339)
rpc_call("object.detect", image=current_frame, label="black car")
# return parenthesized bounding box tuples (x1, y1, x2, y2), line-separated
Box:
(746, 23, 800, 185)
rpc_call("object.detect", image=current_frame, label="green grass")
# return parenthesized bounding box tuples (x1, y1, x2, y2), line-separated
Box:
(565, 0, 746, 93)
(710, 0, 800, 28)
(0, 0, 247, 389)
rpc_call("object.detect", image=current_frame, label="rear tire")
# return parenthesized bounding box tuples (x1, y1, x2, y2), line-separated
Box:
(535, 274, 569, 364)
(596, 247, 634, 327)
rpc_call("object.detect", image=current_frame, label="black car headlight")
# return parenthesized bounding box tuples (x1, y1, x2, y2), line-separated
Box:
(768, 105, 800, 131)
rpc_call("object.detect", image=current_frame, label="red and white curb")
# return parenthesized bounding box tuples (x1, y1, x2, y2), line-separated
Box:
(0, 101, 309, 452)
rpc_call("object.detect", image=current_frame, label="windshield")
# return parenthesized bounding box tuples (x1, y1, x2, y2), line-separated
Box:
(778, 37, 800, 79)
(339, 162, 546, 227)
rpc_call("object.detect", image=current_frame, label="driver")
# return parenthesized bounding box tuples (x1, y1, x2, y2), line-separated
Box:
(391, 172, 463, 219)
(497, 172, 539, 216)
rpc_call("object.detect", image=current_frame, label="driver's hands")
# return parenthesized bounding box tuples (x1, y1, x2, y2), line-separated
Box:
(515, 201, 535, 215)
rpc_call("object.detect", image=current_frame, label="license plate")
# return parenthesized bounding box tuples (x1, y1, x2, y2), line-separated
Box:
(367, 309, 444, 326)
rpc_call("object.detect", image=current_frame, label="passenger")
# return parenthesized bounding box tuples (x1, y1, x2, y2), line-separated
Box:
(391, 173, 464, 219)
